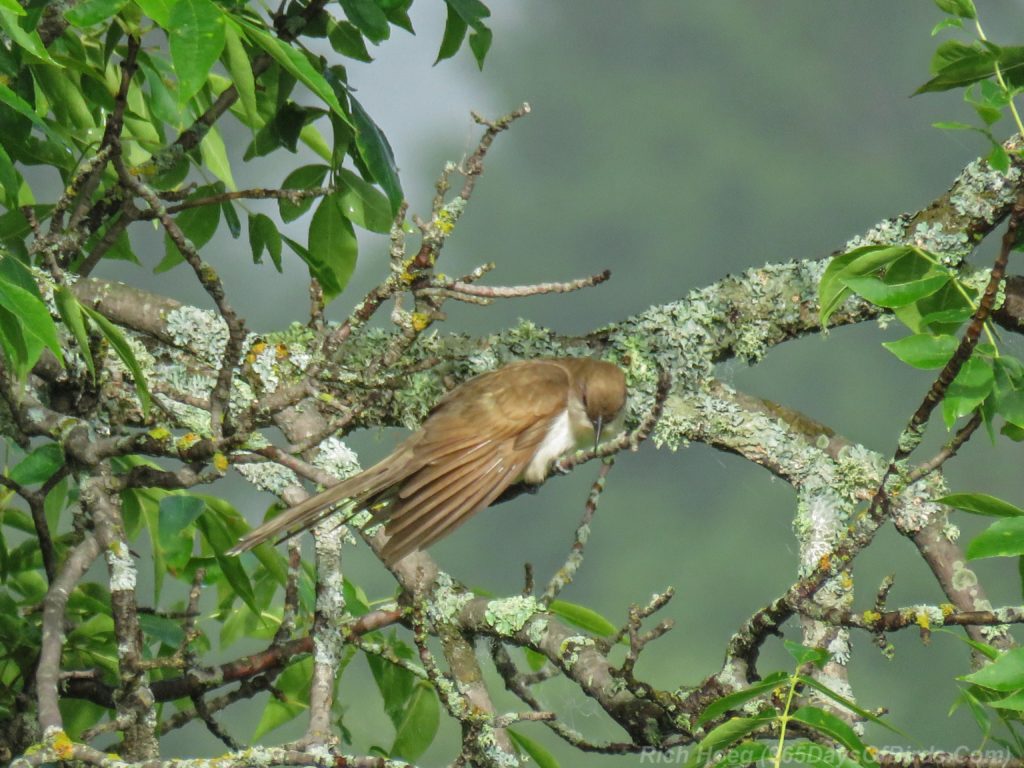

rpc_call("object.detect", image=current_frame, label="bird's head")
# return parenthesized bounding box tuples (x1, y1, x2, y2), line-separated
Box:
(575, 359, 627, 447)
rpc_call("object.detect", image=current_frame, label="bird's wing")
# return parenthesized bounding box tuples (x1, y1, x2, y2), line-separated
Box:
(379, 361, 571, 564)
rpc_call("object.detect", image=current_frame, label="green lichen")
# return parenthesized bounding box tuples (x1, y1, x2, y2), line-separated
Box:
(428, 572, 473, 625)
(484, 595, 539, 634)
(526, 616, 548, 646)
(234, 461, 299, 496)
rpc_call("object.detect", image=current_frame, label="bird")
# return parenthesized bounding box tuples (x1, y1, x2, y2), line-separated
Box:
(228, 357, 627, 565)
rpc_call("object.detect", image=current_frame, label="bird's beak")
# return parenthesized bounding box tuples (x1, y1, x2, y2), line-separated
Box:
(593, 415, 603, 450)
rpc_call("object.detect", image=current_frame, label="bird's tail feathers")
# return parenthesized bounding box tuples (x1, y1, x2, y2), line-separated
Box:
(227, 455, 406, 555)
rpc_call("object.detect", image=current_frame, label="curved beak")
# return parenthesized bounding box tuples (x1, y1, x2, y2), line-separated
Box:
(593, 415, 603, 451)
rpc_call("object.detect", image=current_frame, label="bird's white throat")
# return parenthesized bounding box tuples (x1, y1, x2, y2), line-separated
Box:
(522, 402, 594, 484)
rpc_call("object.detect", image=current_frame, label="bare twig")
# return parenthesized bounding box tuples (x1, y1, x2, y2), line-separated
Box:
(113, 157, 247, 438)
(36, 535, 102, 733)
(906, 412, 983, 483)
(542, 457, 615, 606)
(434, 269, 611, 300)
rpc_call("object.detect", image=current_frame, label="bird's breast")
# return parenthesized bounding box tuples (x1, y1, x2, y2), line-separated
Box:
(522, 407, 593, 484)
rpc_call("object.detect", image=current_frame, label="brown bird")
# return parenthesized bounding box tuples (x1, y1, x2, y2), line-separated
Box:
(228, 357, 627, 565)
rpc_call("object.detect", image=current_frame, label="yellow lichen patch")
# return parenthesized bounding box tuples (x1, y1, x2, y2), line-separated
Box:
(862, 610, 882, 625)
(177, 432, 200, 452)
(436, 211, 455, 234)
(915, 611, 930, 631)
(275, 343, 289, 359)
(247, 340, 267, 363)
(839, 572, 854, 590)
(148, 427, 172, 441)
(940, 603, 956, 618)
(51, 730, 74, 759)
(818, 553, 831, 571)
(130, 161, 158, 176)
(411, 312, 432, 332)
(213, 452, 229, 472)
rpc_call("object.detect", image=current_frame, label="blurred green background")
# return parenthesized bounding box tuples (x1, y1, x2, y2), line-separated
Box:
(108, 1, 1024, 764)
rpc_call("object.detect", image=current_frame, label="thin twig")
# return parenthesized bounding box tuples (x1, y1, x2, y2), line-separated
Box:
(541, 458, 615, 606)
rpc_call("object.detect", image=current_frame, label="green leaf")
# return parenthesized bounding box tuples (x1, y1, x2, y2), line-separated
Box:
(158, 495, 205, 556)
(223, 23, 259, 127)
(203, 495, 289, 589)
(468, 26, 492, 69)
(243, 25, 352, 127)
(931, 17, 963, 35)
(200, 125, 236, 191)
(0, 304, 32, 378)
(446, 0, 490, 30)
(937, 492, 1024, 518)
(9, 444, 64, 486)
(194, 508, 258, 611)
(54, 286, 95, 380)
(248, 213, 283, 270)
(790, 706, 876, 766)
(973, 104, 1003, 127)
(168, 0, 226, 105)
(842, 272, 949, 308)
(350, 94, 402, 213)
(391, 681, 439, 761)
(916, 43, 996, 94)
(932, 120, 977, 131)
(306, 192, 358, 299)
(279, 164, 329, 222)
(934, 0, 976, 19)
(695, 671, 788, 727)
(961, 647, 1024, 691)
(0, 0, 22, 15)
(966, 516, 1024, 560)
(942, 355, 994, 427)
(524, 647, 547, 671)
(80, 304, 151, 415)
(328, 19, 372, 62)
(796, 675, 907, 736)
(0, 82, 62, 143)
(918, 307, 973, 329)
(157, 194, 221, 271)
(137, 611, 186, 647)
(339, 0, 389, 43)
(882, 333, 957, 369)
(784, 639, 830, 667)
(508, 729, 560, 768)
(134, 0, 173, 26)
(367, 638, 418, 728)
(435, 5, 468, 64)
(338, 168, 392, 233)
(253, 657, 312, 739)
(988, 143, 1011, 173)
(934, 627, 1000, 660)
(949, 687, 992, 737)
(548, 599, 617, 637)
(682, 711, 776, 768)
(60, 699, 107, 741)
(0, 139, 21, 207)
(0, 8, 61, 66)
(65, 0, 129, 27)
(818, 245, 912, 326)
(0, 272, 63, 368)
(995, 369, 1024, 428)
(988, 691, 1024, 711)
